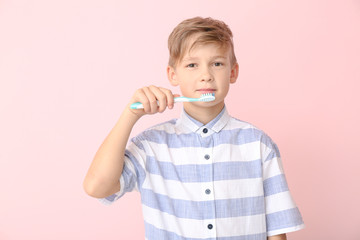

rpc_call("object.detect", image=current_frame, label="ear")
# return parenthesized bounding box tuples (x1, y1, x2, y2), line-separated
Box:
(230, 63, 239, 84)
(167, 65, 179, 86)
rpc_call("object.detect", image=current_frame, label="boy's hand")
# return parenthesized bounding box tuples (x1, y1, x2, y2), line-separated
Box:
(128, 85, 180, 117)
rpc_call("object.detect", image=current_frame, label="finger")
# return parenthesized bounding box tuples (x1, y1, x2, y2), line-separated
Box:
(150, 86, 167, 113)
(133, 88, 151, 113)
(159, 87, 176, 109)
(143, 86, 159, 114)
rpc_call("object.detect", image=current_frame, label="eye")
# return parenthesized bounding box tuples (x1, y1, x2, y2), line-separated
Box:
(186, 63, 196, 68)
(214, 62, 223, 67)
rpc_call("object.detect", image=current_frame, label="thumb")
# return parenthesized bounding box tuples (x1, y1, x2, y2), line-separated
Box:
(173, 94, 181, 98)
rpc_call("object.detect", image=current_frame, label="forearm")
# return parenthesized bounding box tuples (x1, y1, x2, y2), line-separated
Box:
(83, 85, 177, 198)
(83, 106, 140, 198)
(268, 234, 287, 240)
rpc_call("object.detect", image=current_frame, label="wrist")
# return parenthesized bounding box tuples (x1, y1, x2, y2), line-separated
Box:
(123, 104, 143, 122)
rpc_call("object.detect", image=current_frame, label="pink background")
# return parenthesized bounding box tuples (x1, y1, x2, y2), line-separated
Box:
(1, 0, 359, 239)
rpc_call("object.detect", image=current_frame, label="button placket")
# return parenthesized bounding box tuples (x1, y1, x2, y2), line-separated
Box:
(202, 152, 214, 201)
(199, 131, 216, 238)
(202, 142, 215, 202)
(204, 221, 216, 238)
(200, 127, 211, 138)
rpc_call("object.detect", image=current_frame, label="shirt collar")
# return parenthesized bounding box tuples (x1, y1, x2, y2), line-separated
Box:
(177, 105, 231, 134)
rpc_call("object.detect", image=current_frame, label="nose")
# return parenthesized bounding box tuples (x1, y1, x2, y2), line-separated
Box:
(201, 67, 213, 82)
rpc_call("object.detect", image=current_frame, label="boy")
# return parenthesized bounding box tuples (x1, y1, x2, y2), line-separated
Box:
(83, 17, 304, 240)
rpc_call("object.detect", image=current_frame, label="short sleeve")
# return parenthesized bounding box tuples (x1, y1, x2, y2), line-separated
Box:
(99, 136, 146, 205)
(260, 134, 305, 236)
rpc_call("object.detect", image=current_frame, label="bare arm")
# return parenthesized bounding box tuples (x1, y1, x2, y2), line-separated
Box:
(82, 107, 140, 198)
(268, 234, 287, 240)
(83, 86, 177, 198)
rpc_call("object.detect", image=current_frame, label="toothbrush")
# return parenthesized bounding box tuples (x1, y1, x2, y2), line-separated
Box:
(130, 93, 215, 109)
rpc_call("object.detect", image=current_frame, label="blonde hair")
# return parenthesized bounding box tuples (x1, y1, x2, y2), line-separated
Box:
(168, 17, 237, 68)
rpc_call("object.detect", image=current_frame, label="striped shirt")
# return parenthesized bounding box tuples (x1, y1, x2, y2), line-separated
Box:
(100, 106, 305, 239)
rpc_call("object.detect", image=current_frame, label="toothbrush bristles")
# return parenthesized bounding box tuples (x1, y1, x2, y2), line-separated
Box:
(200, 93, 215, 102)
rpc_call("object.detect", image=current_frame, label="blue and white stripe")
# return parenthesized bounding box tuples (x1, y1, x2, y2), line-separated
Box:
(100, 106, 304, 239)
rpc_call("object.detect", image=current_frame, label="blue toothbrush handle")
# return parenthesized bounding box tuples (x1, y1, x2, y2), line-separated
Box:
(130, 98, 178, 109)
(130, 96, 206, 109)
(130, 102, 152, 109)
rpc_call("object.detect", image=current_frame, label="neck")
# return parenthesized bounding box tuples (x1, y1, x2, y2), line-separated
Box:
(183, 102, 225, 125)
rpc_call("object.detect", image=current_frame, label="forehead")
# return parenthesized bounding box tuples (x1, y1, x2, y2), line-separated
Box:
(182, 41, 230, 60)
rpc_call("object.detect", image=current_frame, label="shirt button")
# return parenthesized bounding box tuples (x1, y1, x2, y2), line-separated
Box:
(204, 154, 210, 160)
(205, 189, 211, 194)
(202, 128, 208, 133)
(207, 224, 213, 229)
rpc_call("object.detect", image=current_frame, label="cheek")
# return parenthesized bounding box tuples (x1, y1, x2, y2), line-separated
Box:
(179, 83, 191, 93)
(224, 69, 232, 78)
(215, 69, 230, 78)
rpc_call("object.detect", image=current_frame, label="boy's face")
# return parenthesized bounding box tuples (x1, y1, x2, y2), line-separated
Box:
(167, 40, 238, 114)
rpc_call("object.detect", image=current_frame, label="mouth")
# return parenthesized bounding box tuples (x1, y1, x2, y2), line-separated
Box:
(197, 88, 216, 94)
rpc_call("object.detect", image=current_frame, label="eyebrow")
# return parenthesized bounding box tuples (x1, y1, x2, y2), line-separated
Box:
(182, 56, 227, 62)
